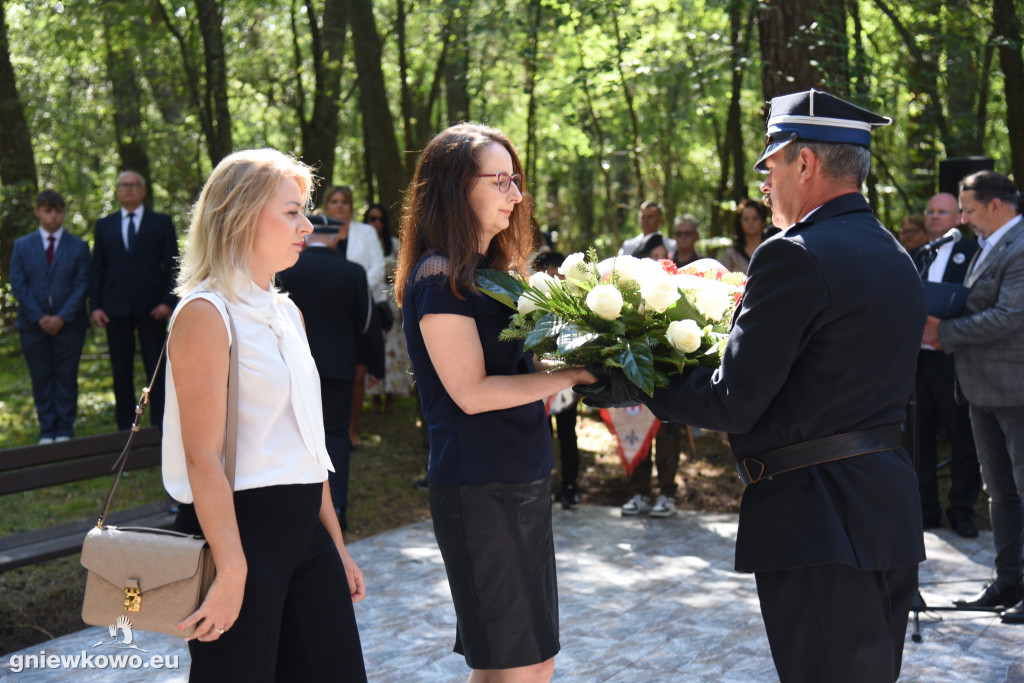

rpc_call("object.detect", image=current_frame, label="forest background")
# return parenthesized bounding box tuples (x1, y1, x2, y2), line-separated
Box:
(1, 0, 1023, 299)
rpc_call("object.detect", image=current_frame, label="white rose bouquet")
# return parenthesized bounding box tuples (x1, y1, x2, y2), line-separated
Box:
(476, 249, 746, 396)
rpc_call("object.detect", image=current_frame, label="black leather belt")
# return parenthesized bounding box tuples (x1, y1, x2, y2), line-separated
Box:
(737, 425, 904, 486)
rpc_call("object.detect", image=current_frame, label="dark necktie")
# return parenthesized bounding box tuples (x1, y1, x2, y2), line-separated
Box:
(46, 235, 55, 266)
(127, 212, 136, 252)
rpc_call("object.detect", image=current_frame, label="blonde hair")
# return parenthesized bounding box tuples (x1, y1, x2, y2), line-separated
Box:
(176, 149, 314, 300)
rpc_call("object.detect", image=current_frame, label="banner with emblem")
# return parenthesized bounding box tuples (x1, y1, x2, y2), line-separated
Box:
(600, 405, 660, 475)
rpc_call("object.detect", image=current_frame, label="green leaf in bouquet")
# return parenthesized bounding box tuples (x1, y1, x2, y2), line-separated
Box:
(476, 269, 525, 310)
(525, 313, 562, 350)
(557, 322, 602, 353)
(666, 294, 710, 327)
(614, 339, 655, 397)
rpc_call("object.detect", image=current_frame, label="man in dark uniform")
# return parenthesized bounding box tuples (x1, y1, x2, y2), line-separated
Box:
(578, 90, 926, 682)
(277, 222, 383, 530)
(912, 192, 981, 537)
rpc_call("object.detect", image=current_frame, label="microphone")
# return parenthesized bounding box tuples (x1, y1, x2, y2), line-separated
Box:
(923, 227, 961, 252)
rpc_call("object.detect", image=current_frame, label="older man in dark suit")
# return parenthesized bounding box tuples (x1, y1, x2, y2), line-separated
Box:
(9, 190, 91, 442)
(913, 192, 982, 537)
(927, 171, 1024, 623)
(277, 222, 383, 530)
(89, 171, 178, 430)
(579, 90, 926, 682)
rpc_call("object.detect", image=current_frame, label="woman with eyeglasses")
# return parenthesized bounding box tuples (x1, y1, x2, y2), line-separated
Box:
(719, 199, 769, 274)
(363, 204, 414, 411)
(320, 186, 386, 448)
(393, 123, 597, 682)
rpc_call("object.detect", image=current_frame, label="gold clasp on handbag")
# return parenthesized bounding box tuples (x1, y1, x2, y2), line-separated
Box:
(124, 580, 141, 612)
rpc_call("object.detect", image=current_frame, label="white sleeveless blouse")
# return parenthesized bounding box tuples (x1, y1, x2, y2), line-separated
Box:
(162, 276, 333, 504)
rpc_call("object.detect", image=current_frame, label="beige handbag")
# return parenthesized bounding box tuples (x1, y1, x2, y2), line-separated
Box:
(81, 316, 239, 638)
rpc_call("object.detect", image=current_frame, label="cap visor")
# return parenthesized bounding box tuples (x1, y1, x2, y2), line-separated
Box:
(753, 138, 795, 173)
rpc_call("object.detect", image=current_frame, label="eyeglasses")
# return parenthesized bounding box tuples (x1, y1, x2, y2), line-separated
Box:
(925, 210, 953, 217)
(117, 182, 142, 189)
(674, 230, 697, 238)
(474, 172, 522, 193)
(366, 214, 384, 223)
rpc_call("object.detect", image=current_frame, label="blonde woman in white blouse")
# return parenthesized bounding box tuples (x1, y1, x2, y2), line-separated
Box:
(163, 150, 367, 682)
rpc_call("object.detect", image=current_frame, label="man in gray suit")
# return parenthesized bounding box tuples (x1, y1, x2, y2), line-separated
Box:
(925, 170, 1024, 623)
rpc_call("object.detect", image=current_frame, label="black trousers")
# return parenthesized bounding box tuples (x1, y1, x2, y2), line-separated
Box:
(105, 313, 167, 430)
(915, 350, 981, 522)
(321, 376, 355, 516)
(553, 404, 579, 491)
(175, 483, 366, 682)
(755, 562, 917, 683)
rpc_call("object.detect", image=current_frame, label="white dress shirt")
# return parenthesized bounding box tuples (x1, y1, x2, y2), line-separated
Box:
(162, 275, 333, 504)
(121, 205, 145, 250)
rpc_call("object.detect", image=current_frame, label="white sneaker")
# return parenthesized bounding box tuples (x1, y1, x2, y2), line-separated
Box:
(54, 436, 70, 442)
(649, 495, 677, 518)
(621, 494, 651, 516)
(38, 437, 54, 445)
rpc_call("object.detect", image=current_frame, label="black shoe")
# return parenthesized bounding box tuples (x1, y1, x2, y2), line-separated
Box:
(954, 581, 1024, 609)
(411, 476, 429, 490)
(1001, 599, 1024, 624)
(950, 515, 979, 538)
(922, 515, 942, 530)
(560, 487, 579, 510)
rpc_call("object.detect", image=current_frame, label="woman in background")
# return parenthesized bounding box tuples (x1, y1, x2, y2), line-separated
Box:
(718, 199, 769, 274)
(394, 123, 596, 682)
(321, 186, 386, 447)
(364, 203, 414, 412)
(164, 149, 366, 681)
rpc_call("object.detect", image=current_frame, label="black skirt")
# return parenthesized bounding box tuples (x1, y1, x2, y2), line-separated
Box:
(429, 475, 560, 670)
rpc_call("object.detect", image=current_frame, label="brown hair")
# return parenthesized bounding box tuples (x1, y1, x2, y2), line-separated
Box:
(393, 122, 534, 304)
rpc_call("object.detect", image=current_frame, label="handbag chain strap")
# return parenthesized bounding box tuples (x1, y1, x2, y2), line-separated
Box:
(97, 314, 240, 529)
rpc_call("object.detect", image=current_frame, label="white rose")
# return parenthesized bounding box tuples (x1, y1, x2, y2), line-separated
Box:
(559, 252, 592, 287)
(586, 284, 624, 321)
(694, 286, 732, 322)
(597, 256, 644, 286)
(517, 294, 541, 315)
(640, 274, 680, 313)
(666, 319, 702, 353)
(529, 271, 558, 294)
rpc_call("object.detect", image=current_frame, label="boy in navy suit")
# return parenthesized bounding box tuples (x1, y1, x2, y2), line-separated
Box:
(9, 190, 91, 442)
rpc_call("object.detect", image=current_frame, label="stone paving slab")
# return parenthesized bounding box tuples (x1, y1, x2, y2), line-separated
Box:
(1, 506, 1020, 682)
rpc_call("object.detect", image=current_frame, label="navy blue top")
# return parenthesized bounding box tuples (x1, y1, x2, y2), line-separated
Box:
(403, 253, 553, 486)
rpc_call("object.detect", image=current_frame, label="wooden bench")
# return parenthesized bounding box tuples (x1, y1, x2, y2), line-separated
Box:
(0, 428, 176, 572)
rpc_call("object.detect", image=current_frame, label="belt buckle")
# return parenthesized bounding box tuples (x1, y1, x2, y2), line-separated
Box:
(741, 458, 770, 485)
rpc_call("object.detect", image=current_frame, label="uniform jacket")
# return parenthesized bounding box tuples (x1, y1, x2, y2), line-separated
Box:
(646, 192, 927, 572)
(937, 217, 1024, 407)
(277, 246, 383, 381)
(618, 232, 677, 258)
(89, 209, 179, 316)
(10, 230, 91, 331)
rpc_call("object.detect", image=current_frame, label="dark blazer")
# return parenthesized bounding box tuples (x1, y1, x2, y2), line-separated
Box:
(938, 217, 1024, 407)
(10, 230, 91, 331)
(912, 237, 979, 379)
(277, 246, 382, 381)
(89, 209, 179, 316)
(646, 192, 927, 572)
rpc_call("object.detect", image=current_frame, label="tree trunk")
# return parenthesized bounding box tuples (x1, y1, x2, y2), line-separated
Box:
(0, 0, 38, 292)
(444, 1, 470, 125)
(102, 3, 152, 204)
(524, 0, 542, 187)
(300, 0, 348, 204)
(994, 0, 1024, 184)
(757, 0, 848, 102)
(714, 0, 753, 233)
(347, 0, 407, 213)
(195, 0, 232, 166)
(611, 12, 643, 203)
(397, 0, 448, 180)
